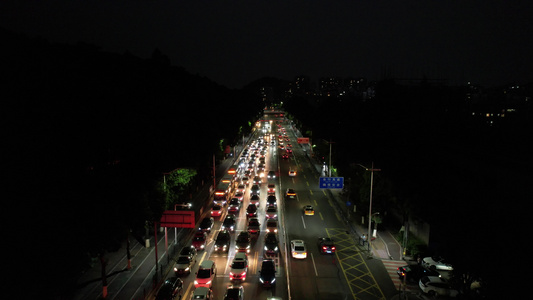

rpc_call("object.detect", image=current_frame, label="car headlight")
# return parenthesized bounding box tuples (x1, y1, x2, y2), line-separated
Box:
(271, 278, 276, 284)
(264, 246, 268, 251)
(274, 246, 278, 251)
(259, 278, 264, 283)
(185, 267, 190, 271)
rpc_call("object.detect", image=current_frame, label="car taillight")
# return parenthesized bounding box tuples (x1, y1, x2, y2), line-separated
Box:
(331, 247, 336, 250)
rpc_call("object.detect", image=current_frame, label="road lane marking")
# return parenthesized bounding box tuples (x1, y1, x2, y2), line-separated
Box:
(310, 253, 319, 276)
(301, 215, 306, 229)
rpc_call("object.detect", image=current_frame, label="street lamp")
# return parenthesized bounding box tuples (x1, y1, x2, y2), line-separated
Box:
(357, 162, 381, 254)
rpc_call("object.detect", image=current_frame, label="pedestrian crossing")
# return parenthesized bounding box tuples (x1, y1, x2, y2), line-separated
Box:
(381, 260, 419, 292)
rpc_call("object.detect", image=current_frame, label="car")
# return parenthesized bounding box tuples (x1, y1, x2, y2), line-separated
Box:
(198, 217, 214, 233)
(173, 246, 197, 275)
(267, 171, 276, 179)
(234, 192, 244, 201)
(266, 195, 277, 207)
(249, 194, 260, 206)
(419, 276, 459, 297)
(194, 260, 216, 288)
(259, 259, 276, 287)
(303, 205, 314, 216)
(228, 198, 241, 214)
(223, 285, 244, 300)
(214, 230, 231, 252)
(263, 232, 279, 256)
(265, 205, 277, 219)
(281, 153, 289, 159)
(247, 217, 261, 235)
(241, 176, 250, 186)
(155, 276, 183, 300)
(253, 176, 262, 185)
(290, 239, 307, 259)
(246, 203, 258, 218)
(286, 148, 292, 154)
(221, 215, 236, 232)
(192, 231, 208, 250)
(236, 184, 246, 193)
(211, 204, 223, 217)
(250, 184, 260, 196)
(235, 231, 251, 253)
(191, 286, 213, 300)
(266, 218, 278, 233)
(286, 188, 296, 199)
(288, 169, 297, 176)
(397, 264, 440, 283)
(267, 184, 275, 194)
(229, 252, 248, 281)
(422, 256, 454, 271)
(317, 237, 336, 254)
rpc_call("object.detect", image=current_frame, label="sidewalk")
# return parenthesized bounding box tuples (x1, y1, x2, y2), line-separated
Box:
(72, 134, 253, 300)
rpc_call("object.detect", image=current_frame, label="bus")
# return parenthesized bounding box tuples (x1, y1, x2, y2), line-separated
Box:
(214, 181, 231, 205)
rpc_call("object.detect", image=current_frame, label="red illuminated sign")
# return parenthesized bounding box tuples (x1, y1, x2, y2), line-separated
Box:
(160, 210, 195, 228)
(297, 137, 309, 144)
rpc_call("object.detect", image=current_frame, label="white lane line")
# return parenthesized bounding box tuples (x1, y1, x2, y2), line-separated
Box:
(301, 215, 306, 229)
(310, 253, 318, 276)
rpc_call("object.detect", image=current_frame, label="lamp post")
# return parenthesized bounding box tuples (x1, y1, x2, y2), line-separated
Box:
(358, 162, 381, 254)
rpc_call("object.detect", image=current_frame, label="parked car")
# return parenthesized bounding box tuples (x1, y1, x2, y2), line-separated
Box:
(155, 276, 183, 300)
(259, 259, 276, 288)
(397, 264, 440, 283)
(422, 256, 454, 271)
(419, 276, 459, 297)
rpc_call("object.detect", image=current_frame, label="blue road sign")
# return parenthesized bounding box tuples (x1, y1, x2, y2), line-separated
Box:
(319, 177, 344, 189)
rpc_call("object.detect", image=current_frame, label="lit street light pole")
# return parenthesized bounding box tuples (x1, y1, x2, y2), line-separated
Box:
(358, 162, 381, 254)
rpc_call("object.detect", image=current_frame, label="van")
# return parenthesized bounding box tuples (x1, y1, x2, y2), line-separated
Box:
(194, 260, 216, 288)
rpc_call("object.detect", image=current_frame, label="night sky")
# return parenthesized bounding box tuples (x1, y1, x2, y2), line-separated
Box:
(2, 0, 532, 89)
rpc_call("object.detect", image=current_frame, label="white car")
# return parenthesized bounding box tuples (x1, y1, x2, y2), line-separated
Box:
(290, 239, 307, 259)
(288, 169, 297, 176)
(229, 253, 248, 281)
(422, 256, 454, 271)
(419, 276, 459, 297)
